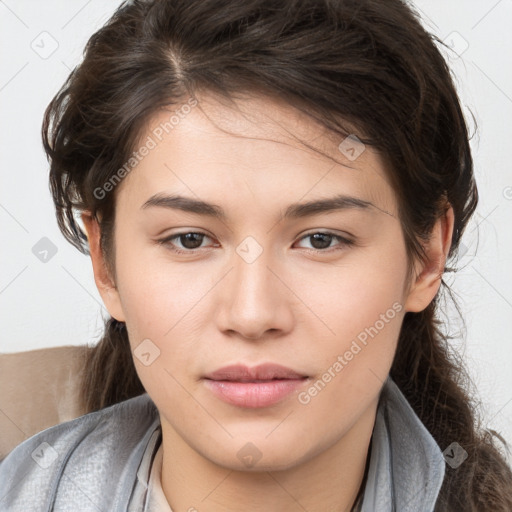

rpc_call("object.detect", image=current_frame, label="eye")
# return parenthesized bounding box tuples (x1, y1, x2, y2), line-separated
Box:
(157, 231, 215, 254)
(294, 231, 355, 252)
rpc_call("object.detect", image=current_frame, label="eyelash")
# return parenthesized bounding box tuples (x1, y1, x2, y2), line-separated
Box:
(156, 230, 355, 255)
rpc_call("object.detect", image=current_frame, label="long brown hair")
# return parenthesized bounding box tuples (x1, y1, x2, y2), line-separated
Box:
(42, 0, 512, 509)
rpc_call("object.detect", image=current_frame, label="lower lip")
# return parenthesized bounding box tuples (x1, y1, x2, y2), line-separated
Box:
(203, 378, 307, 408)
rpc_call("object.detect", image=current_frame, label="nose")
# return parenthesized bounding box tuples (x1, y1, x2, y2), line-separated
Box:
(215, 246, 294, 341)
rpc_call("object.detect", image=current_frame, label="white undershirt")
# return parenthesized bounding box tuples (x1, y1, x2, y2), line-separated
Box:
(146, 442, 174, 511)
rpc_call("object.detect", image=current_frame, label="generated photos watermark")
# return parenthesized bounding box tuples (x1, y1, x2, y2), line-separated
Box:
(93, 97, 198, 200)
(298, 301, 403, 405)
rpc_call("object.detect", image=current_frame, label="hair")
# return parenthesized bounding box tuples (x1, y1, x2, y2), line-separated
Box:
(41, 0, 512, 509)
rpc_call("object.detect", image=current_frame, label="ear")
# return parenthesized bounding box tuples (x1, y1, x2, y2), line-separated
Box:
(403, 203, 455, 313)
(81, 212, 126, 322)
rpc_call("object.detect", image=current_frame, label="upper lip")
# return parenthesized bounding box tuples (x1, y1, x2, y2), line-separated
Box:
(204, 364, 307, 381)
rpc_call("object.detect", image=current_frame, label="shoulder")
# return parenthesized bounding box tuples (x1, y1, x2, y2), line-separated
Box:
(0, 392, 160, 511)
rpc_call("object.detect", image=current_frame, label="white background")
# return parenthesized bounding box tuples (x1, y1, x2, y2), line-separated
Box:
(1, 1, 511, 450)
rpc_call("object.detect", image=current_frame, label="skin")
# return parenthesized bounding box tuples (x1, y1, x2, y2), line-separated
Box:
(82, 91, 454, 512)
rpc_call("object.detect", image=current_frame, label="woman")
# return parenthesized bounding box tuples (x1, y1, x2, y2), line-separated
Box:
(1, 0, 511, 510)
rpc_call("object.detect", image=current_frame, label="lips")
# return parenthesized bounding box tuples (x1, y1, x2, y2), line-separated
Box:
(203, 364, 308, 408)
(204, 363, 307, 382)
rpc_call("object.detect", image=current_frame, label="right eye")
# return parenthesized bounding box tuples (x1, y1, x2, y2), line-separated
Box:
(157, 231, 216, 254)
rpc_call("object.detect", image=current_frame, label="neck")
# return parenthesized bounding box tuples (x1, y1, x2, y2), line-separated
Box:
(159, 400, 377, 512)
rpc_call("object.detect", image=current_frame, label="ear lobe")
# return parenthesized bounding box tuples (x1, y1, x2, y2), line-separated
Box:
(403, 204, 455, 313)
(81, 212, 126, 322)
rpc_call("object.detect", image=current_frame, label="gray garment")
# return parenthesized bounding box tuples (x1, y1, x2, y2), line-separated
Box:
(0, 376, 445, 511)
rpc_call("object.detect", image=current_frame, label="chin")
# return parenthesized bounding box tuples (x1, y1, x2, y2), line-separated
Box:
(201, 439, 311, 473)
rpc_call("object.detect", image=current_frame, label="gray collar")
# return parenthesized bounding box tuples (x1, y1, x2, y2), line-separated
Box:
(359, 376, 446, 511)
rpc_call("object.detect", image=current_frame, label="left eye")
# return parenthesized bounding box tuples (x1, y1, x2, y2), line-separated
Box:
(295, 232, 354, 251)
(157, 231, 354, 254)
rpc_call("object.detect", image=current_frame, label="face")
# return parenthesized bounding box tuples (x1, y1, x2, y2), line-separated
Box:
(86, 91, 441, 472)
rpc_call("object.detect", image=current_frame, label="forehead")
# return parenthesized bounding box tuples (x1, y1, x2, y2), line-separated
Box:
(116, 91, 397, 216)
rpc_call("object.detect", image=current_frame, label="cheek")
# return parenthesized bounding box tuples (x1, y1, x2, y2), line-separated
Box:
(300, 241, 407, 329)
(297, 240, 408, 382)
(114, 236, 195, 325)
(114, 241, 221, 380)
(115, 254, 203, 400)
(296, 273, 404, 431)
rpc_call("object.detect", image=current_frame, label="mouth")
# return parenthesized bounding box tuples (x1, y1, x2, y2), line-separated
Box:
(204, 363, 308, 381)
(203, 363, 309, 408)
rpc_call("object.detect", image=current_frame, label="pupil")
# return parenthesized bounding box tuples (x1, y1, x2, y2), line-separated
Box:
(311, 233, 331, 249)
(181, 233, 203, 249)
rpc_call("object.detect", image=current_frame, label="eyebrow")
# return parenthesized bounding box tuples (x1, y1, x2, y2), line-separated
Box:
(141, 193, 386, 221)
